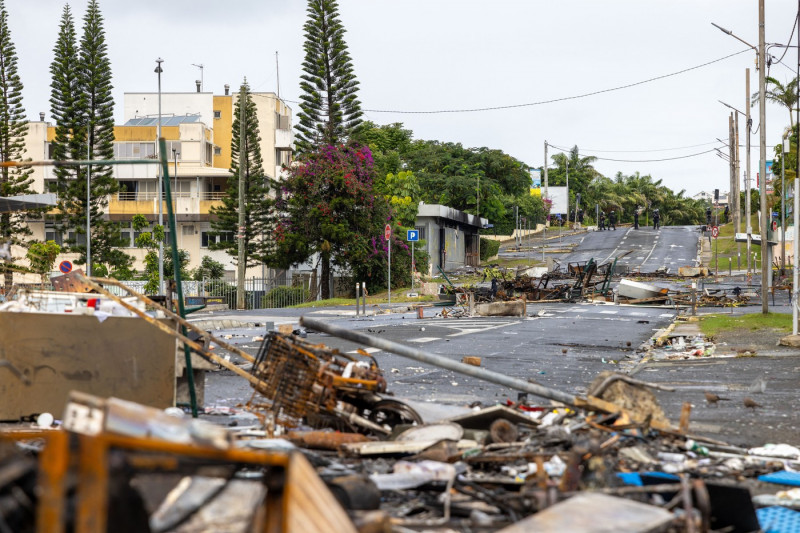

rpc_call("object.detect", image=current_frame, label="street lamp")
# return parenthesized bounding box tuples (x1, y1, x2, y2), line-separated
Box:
(713, 9, 769, 314)
(155, 58, 164, 295)
(172, 148, 179, 194)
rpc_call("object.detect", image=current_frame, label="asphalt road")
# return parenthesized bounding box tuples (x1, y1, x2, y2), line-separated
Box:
(198, 224, 800, 447)
(553, 225, 702, 274)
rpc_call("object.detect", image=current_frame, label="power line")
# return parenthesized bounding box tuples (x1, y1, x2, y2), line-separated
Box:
(283, 49, 750, 115)
(547, 143, 718, 163)
(548, 139, 726, 154)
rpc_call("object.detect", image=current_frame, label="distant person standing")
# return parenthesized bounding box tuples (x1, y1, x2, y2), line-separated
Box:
(578, 209, 585, 225)
(598, 211, 606, 231)
(653, 208, 660, 230)
(634, 207, 640, 229)
(608, 210, 617, 231)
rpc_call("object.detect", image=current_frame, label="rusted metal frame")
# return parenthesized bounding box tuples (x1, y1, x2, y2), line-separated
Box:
(74, 275, 265, 388)
(75, 434, 109, 533)
(0, 430, 71, 533)
(82, 275, 256, 364)
(36, 430, 68, 533)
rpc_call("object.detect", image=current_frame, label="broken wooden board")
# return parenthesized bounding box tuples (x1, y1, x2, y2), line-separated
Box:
(342, 439, 479, 456)
(497, 492, 674, 533)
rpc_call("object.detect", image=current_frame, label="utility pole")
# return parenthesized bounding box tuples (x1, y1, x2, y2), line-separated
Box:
(758, 0, 768, 314)
(734, 111, 741, 268)
(782, 134, 788, 276)
(795, 0, 799, 334)
(86, 128, 91, 276)
(746, 68, 753, 275)
(729, 114, 735, 235)
(236, 84, 247, 310)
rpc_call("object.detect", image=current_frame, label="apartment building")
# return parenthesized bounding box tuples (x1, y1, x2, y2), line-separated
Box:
(20, 87, 292, 280)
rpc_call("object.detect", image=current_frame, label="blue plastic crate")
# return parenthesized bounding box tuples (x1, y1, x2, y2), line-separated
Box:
(758, 506, 800, 533)
(759, 471, 800, 487)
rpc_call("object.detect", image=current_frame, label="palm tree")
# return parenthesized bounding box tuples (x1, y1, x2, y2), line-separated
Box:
(752, 76, 798, 128)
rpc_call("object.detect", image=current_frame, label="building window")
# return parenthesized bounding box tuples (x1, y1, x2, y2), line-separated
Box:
(213, 110, 221, 119)
(205, 143, 213, 165)
(114, 142, 156, 160)
(201, 231, 233, 248)
(165, 141, 182, 159)
(415, 226, 426, 240)
(214, 146, 221, 156)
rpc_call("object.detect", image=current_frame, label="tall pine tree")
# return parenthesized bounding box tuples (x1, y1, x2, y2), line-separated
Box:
(49, 0, 130, 275)
(209, 81, 275, 269)
(295, 0, 363, 153)
(0, 0, 36, 292)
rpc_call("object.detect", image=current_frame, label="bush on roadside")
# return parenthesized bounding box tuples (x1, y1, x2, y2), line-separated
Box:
(480, 238, 501, 261)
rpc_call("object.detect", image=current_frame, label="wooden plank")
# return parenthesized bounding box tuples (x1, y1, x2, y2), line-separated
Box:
(497, 492, 674, 533)
(285, 454, 358, 533)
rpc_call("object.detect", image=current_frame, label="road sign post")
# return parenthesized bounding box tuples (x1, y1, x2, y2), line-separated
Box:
(385, 224, 392, 304)
(712, 226, 719, 276)
(407, 229, 419, 293)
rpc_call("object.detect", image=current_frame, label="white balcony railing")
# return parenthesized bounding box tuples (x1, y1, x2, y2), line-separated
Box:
(115, 191, 226, 201)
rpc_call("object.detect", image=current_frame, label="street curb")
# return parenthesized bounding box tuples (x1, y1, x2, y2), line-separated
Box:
(188, 319, 266, 330)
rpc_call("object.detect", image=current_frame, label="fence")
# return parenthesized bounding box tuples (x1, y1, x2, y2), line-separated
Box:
(14, 271, 355, 310)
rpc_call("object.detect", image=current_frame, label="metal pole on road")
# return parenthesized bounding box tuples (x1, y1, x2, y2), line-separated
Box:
(795, 3, 800, 335)
(758, 0, 768, 314)
(299, 316, 578, 406)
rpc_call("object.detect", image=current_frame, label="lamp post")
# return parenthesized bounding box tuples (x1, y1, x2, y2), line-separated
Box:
(712, 12, 768, 313)
(172, 148, 179, 188)
(155, 58, 164, 296)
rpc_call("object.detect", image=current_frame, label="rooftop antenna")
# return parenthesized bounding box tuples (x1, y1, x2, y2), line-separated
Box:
(191, 63, 204, 92)
(275, 52, 280, 100)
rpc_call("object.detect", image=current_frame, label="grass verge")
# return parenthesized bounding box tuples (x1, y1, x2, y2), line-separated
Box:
(699, 312, 792, 337)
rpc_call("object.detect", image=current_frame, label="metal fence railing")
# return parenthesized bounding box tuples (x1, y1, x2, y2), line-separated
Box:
(16, 272, 343, 310)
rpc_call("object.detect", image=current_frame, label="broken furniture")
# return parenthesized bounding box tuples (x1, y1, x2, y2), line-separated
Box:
(0, 391, 357, 533)
(248, 332, 421, 435)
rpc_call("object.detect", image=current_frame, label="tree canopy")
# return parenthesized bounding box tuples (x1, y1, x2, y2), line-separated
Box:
(295, 0, 363, 153)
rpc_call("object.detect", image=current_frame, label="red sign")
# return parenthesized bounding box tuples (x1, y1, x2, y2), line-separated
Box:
(711, 226, 719, 239)
(59, 260, 72, 274)
(384, 224, 392, 240)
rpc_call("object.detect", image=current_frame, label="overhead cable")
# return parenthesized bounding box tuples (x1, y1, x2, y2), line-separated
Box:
(284, 49, 751, 115)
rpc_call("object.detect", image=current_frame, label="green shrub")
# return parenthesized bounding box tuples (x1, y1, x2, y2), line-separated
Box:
(480, 238, 501, 261)
(263, 286, 309, 308)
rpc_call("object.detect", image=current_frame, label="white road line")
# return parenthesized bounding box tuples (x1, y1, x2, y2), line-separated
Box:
(601, 227, 633, 264)
(410, 337, 440, 343)
(347, 347, 381, 354)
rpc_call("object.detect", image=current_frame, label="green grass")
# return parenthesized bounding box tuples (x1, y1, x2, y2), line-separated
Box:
(699, 312, 792, 337)
(708, 214, 763, 271)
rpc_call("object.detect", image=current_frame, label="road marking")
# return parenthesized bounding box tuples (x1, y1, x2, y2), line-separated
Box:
(347, 347, 381, 354)
(410, 337, 440, 343)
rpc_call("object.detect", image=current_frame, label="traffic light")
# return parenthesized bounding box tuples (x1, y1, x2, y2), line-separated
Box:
(714, 189, 719, 203)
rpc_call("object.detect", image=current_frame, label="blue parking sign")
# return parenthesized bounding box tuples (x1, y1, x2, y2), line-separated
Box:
(407, 230, 419, 241)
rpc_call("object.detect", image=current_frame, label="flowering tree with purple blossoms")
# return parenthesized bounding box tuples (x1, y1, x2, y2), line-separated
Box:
(275, 143, 391, 299)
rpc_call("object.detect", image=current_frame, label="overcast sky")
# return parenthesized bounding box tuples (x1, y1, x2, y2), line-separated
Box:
(7, 1, 800, 196)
